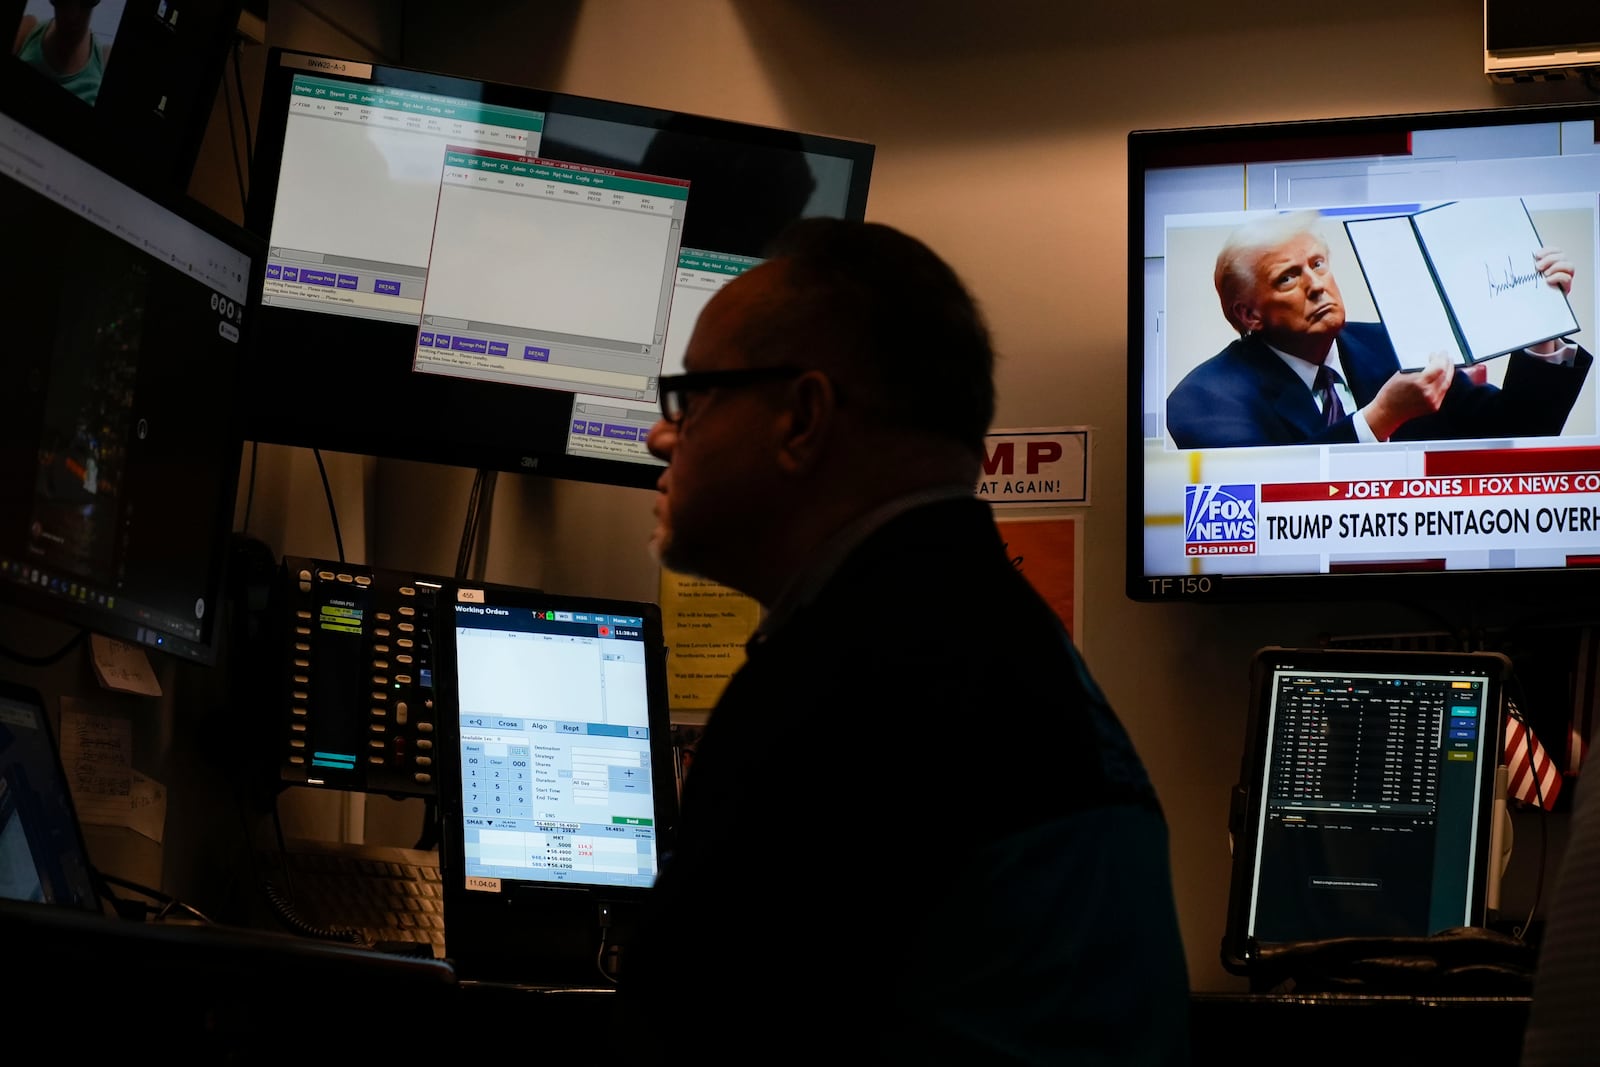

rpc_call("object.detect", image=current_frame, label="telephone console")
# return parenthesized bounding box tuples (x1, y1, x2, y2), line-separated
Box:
(274, 557, 447, 798)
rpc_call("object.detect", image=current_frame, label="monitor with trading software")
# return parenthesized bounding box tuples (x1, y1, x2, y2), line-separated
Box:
(242, 47, 873, 488)
(1223, 645, 1510, 978)
(433, 581, 676, 985)
(0, 82, 260, 665)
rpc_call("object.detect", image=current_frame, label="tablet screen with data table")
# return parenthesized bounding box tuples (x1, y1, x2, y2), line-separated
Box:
(1223, 646, 1509, 974)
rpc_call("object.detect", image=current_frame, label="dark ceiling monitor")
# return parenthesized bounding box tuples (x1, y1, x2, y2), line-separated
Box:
(4, 0, 243, 190)
(0, 82, 261, 665)
(242, 48, 874, 488)
(1128, 99, 1600, 606)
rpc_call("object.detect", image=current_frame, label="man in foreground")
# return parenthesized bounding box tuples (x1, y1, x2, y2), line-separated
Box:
(615, 218, 1190, 1063)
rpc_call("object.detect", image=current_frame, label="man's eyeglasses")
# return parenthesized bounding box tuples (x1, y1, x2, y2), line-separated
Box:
(658, 366, 806, 425)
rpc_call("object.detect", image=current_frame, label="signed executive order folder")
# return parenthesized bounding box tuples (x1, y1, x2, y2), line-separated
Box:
(1343, 196, 1579, 369)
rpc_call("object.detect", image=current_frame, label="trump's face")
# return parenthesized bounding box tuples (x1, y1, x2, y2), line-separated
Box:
(1234, 232, 1346, 360)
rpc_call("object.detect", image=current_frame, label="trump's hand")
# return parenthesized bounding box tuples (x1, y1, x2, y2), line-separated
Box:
(1534, 246, 1574, 296)
(1363, 350, 1453, 440)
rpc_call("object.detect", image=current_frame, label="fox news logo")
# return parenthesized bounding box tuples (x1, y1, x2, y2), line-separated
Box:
(1184, 484, 1257, 556)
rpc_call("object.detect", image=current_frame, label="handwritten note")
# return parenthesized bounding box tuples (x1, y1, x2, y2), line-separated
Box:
(89, 634, 163, 697)
(58, 699, 133, 825)
(57, 699, 167, 843)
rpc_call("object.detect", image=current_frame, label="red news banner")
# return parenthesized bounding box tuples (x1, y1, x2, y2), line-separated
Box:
(1255, 446, 1600, 557)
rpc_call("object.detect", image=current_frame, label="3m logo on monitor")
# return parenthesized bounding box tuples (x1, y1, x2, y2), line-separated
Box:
(1184, 484, 1257, 556)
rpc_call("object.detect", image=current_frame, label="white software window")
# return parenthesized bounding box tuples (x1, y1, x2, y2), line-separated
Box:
(564, 247, 759, 465)
(414, 147, 688, 401)
(263, 75, 544, 323)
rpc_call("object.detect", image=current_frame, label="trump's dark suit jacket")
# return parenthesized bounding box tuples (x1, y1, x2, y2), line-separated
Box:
(1166, 321, 1592, 449)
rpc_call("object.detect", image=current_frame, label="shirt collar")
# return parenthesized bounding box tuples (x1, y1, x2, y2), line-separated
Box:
(1265, 341, 1347, 392)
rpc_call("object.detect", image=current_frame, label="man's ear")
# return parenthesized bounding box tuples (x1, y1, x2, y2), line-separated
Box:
(1232, 301, 1261, 333)
(775, 371, 837, 475)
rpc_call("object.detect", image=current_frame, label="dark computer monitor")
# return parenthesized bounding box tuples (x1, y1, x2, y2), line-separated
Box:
(4, 0, 243, 189)
(0, 81, 262, 665)
(242, 47, 874, 488)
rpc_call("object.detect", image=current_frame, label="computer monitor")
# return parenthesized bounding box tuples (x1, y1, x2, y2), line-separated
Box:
(0, 85, 260, 665)
(1223, 645, 1510, 977)
(4, 0, 243, 189)
(433, 581, 676, 984)
(1127, 99, 1600, 608)
(242, 47, 874, 488)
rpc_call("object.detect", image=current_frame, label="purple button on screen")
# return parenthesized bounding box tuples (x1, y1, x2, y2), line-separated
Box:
(435, 334, 452, 347)
(301, 269, 336, 287)
(586, 422, 603, 437)
(336, 274, 358, 290)
(265, 264, 282, 279)
(523, 346, 550, 362)
(487, 341, 509, 357)
(282, 267, 299, 282)
(374, 278, 402, 296)
(419, 332, 434, 347)
(572, 419, 588, 434)
(603, 424, 639, 442)
(452, 336, 488, 353)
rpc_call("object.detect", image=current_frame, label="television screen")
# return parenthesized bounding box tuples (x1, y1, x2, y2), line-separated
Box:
(0, 87, 260, 665)
(1128, 100, 1600, 604)
(243, 48, 873, 488)
(5, 0, 242, 190)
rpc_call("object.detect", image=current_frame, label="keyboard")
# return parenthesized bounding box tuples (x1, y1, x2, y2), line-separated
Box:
(267, 838, 447, 958)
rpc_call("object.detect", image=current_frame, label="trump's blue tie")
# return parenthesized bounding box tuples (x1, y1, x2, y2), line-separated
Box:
(1315, 365, 1346, 427)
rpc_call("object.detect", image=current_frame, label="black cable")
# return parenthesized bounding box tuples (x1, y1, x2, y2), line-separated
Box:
(264, 796, 367, 945)
(457, 469, 484, 580)
(454, 468, 499, 581)
(232, 35, 255, 171)
(96, 870, 216, 925)
(220, 60, 248, 216)
(240, 440, 259, 535)
(312, 448, 345, 563)
(0, 628, 87, 666)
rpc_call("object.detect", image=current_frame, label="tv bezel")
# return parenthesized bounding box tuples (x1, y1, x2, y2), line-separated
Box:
(1126, 98, 1600, 606)
(241, 47, 874, 490)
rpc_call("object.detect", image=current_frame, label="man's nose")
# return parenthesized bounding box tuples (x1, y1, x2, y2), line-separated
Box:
(645, 419, 677, 461)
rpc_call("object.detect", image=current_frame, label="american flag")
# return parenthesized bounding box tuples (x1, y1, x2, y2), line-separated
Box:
(1506, 699, 1563, 811)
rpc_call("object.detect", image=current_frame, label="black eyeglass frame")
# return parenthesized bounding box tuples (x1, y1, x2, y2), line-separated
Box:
(657, 365, 807, 424)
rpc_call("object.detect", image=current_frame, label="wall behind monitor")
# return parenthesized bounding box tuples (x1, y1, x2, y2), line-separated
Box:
(167, 0, 1600, 993)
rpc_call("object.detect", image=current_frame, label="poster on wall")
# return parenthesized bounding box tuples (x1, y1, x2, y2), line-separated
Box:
(978, 428, 1089, 506)
(994, 514, 1083, 639)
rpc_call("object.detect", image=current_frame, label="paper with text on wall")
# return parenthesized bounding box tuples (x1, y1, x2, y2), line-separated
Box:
(58, 698, 167, 843)
(89, 633, 163, 697)
(657, 571, 762, 713)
